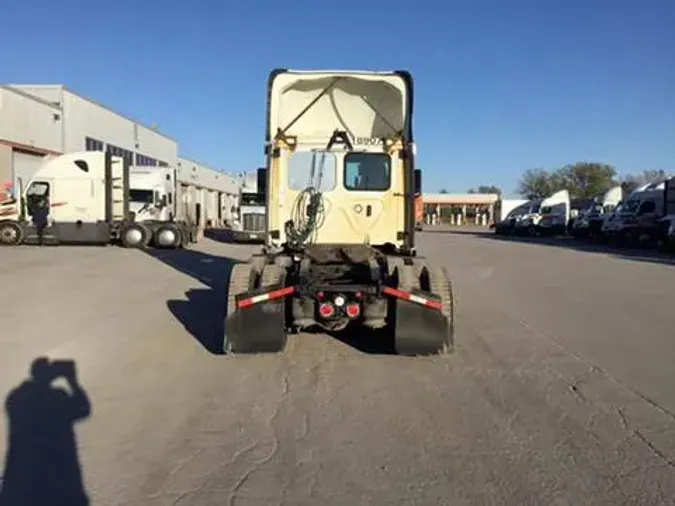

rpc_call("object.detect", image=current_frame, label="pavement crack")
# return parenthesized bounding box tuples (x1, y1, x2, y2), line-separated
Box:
(616, 408, 675, 470)
(518, 317, 675, 424)
(633, 430, 675, 470)
(226, 370, 290, 506)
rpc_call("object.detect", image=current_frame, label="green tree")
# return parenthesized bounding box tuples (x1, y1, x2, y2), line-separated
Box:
(439, 188, 449, 194)
(517, 168, 559, 199)
(555, 162, 617, 200)
(468, 185, 502, 195)
(518, 163, 618, 200)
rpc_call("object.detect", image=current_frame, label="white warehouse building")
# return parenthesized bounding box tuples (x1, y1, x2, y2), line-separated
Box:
(0, 84, 240, 228)
(177, 156, 240, 228)
(1, 84, 177, 185)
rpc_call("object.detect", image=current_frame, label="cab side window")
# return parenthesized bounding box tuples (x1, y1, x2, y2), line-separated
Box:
(344, 153, 391, 191)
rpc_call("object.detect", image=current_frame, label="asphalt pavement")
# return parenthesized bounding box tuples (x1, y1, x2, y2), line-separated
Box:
(0, 228, 674, 505)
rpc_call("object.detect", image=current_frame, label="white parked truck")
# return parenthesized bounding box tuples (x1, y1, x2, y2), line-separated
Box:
(493, 198, 528, 234)
(230, 169, 267, 242)
(571, 185, 622, 239)
(223, 68, 453, 356)
(535, 189, 571, 236)
(0, 151, 133, 246)
(128, 166, 198, 248)
(0, 151, 193, 249)
(604, 181, 665, 245)
(659, 177, 675, 251)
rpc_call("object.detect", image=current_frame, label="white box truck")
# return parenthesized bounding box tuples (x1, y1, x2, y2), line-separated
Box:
(0, 151, 188, 249)
(129, 166, 198, 248)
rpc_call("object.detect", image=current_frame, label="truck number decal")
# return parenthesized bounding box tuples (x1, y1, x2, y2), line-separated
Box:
(352, 136, 383, 146)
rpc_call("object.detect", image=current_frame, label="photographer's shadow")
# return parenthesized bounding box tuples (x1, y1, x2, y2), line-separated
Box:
(0, 357, 91, 506)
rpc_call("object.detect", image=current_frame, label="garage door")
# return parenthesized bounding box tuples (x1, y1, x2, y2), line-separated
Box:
(13, 150, 45, 191)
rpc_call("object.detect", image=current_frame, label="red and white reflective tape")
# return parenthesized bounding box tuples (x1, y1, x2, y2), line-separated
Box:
(382, 286, 443, 311)
(237, 286, 295, 309)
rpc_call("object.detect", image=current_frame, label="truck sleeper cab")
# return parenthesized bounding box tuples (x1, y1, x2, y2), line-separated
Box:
(0, 152, 193, 249)
(0, 151, 138, 246)
(223, 69, 454, 357)
(606, 182, 665, 246)
(128, 167, 198, 249)
(535, 190, 570, 237)
(660, 177, 675, 251)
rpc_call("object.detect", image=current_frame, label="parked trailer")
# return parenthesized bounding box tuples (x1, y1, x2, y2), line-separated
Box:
(0, 151, 149, 247)
(128, 166, 199, 248)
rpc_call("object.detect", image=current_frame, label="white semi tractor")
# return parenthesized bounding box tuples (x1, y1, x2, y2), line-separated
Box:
(603, 181, 666, 245)
(0, 151, 190, 249)
(571, 185, 623, 240)
(128, 166, 198, 248)
(660, 177, 675, 251)
(230, 169, 266, 242)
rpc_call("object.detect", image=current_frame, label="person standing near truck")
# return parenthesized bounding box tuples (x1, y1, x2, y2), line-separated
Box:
(31, 194, 49, 246)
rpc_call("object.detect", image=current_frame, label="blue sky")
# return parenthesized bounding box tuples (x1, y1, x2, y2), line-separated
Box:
(1, 0, 673, 194)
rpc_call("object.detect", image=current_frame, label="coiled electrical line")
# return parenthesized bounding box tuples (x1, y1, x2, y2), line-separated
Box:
(285, 150, 327, 248)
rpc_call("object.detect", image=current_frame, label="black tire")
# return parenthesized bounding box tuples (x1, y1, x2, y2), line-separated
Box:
(0, 222, 24, 246)
(427, 266, 455, 354)
(396, 263, 420, 291)
(224, 263, 258, 354)
(120, 223, 150, 249)
(387, 257, 405, 279)
(250, 256, 269, 282)
(257, 264, 289, 352)
(153, 223, 182, 249)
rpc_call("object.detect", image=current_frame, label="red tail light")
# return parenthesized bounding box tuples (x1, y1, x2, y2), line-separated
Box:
(318, 302, 335, 318)
(345, 303, 361, 318)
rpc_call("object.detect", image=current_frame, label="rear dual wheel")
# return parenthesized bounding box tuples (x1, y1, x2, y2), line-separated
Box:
(392, 263, 455, 356)
(425, 266, 455, 354)
(120, 223, 151, 249)
(153, 224, 182, 249)
(223, 263, 288, 355)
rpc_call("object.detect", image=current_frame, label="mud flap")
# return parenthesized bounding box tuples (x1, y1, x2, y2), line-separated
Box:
(393, 295, 449, 356)
(224, 290, 287, 354)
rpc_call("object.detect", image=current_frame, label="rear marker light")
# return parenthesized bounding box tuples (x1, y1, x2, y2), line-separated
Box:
(345, 303, 361, 318)
(319, 302, 335, 318)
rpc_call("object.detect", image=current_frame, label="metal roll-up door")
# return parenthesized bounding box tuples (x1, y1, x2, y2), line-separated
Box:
(13, 150, 45, 191)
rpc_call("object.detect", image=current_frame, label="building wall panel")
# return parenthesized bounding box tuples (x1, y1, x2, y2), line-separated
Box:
(0, 86, 63, 153)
